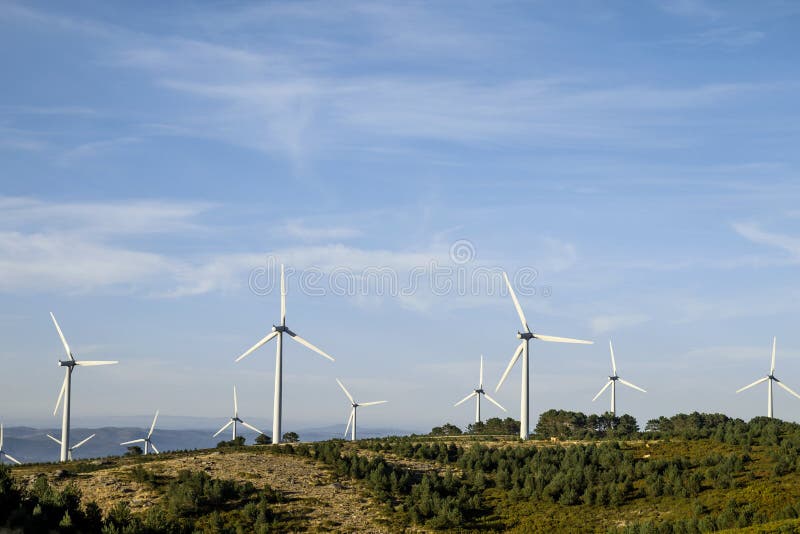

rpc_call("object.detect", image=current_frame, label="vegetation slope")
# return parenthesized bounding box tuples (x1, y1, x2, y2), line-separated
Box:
(4, 412, 800, 533)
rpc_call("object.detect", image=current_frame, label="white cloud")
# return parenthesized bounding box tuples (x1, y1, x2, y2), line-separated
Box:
(733, 222, 800, 260)
(0, 230, 176, 294)
(0, 197, 580, 305)
(283, 220, 362, 241)
(0, 197, 211, 236)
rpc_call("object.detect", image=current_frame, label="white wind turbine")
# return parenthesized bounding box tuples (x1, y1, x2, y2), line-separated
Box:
(50, 312, 118, 462)
(236, 265, 335, 444)
(46, 433, 95, 461)
(736, 337, 800, 418)
(120, 410, 160, 455)
(591, 340, 646, 416)
(0, 424, 22, 465)
(496, 272, 593, 440)
(213, 386, 264, 441)
(454, 355, 506, 423)
(336, 379, 387, 441)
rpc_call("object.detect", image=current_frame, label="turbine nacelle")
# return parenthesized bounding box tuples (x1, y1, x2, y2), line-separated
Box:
(58, 360, 76, 368)
(273, 325, 291, 334)
(517, 332, 534, 340)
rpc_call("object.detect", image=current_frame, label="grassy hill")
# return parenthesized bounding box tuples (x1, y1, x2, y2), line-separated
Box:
(4, 413, 800, 532)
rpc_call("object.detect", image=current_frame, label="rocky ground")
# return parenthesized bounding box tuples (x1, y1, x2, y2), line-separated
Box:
(12, 448, 392, 533)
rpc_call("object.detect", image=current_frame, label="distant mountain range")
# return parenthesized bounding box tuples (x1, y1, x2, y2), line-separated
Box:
(0, 425, 416, 464)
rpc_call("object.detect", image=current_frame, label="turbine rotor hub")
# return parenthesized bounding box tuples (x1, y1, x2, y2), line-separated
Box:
(58, 360, 76, 368)
(273, 325, 288, 333)
(518, 332, 534, 340)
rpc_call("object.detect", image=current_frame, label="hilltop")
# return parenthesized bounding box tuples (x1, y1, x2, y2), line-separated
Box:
(4, 413, 800, 532)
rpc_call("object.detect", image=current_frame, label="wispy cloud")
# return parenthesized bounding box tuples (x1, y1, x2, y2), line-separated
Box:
(656, 0, 721, 20)
(284, 220, 362, 241)
(0, 197, 211, 236)
(733, 222, 800, 261)
(682, 26, 765, 47)
(57, 136, 140, 165)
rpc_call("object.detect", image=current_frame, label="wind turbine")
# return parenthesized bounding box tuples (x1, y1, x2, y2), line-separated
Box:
(120, 410, 160, 455)
(0, 424, 22, 465)
(495, 272, 593, 440)
(454, 355, 506, 423)
(50, 312, 118, 462)
(592, 340, 646, 416)
(736, 337, 800, 418)
(336, 379, 387, 441)
(213, 386, 264, 440)
(46, 433, 95, 461)
(235, 264, 335, 444)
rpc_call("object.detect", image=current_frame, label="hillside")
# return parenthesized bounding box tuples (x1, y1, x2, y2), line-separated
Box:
(4, 413, 800, 532)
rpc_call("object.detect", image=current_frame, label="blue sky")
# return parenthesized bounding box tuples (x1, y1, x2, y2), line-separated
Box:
(1, 0, 800, 433)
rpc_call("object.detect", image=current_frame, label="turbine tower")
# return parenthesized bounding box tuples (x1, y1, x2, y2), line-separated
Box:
(236, 264, 335, 444)
(495, 272, 593, 440)
(336, 379, 387, 441)
(50, 312, 118, 462)
(46, 433, 95, 461)
(213, 386, 264, 440)
(592, 340, 646, 416)
(454, 355, 506, 423)
(0, 424, 22, 465)
(736, 337, 800, 418)
(121, 410, 160, 455)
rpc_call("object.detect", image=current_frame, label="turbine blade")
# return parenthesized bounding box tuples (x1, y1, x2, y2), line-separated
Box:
(503, 272, 530, 332)
(776, 380, 800, 401)
(736, 376, 769, 393)
(619, 378, 646, 393)
(280, 264, 286, 325)
(344, 409, 354, 438)
(289, 332, 334, 361)
(335, 379, 355, 404)
(213, 421, 233, 437)
(454, 391, 477, 407)
(3, 453, 21, 465)
(533, 334, 593, 344)
(54, 373, 67, 416)
(479, 354, 484, 388)
(359, 400, 388, 407)
(233, 386, 238, 417)
(235, 331, 278, 362)
(483, 392, 507, 411)
(74, 360, 118, 366)
(496, 342, 524, 392)
(592, 380, 613, 402)
(50, 312, 74, 361)
(46, 434, 62, 445)
(240, 420, 264, 435)
(120, 439, 145, 446)
(148, 410, 159, 439)
(771, 337, 777, 374)
(149, 442, 159, 454)
(72, 434, 95, 449)
(609, 340, 617, 375)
